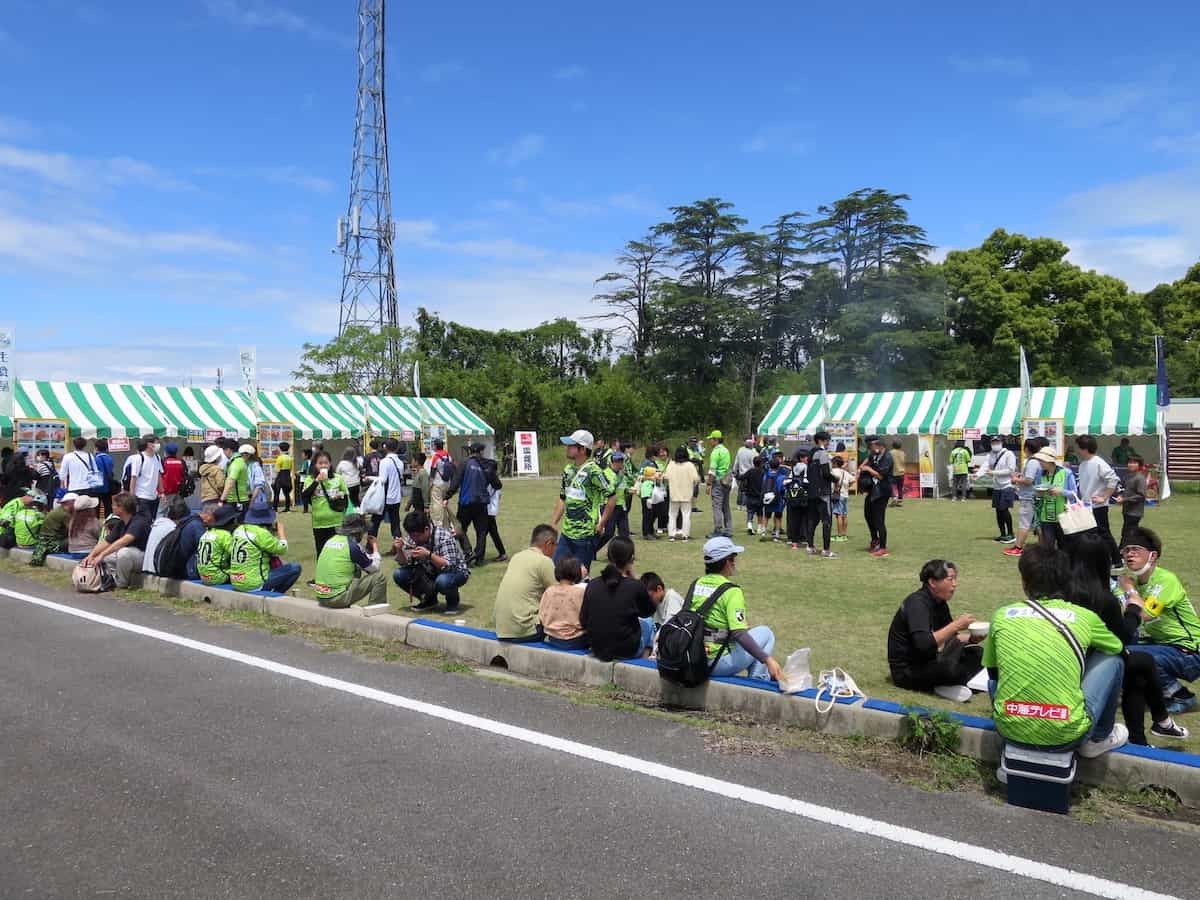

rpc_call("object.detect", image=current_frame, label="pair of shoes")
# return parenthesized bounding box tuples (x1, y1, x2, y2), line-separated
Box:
(787, 542, 798, 550)
(1002, 546, 1023, 557)
(992, 535, 1007, 543)
(1079, 723, 1129, 758)
(411, 599, 437, 612)
(1001, 535, 1017, 544)
(934, 684, 972, 702)
(807, 547, 819, 556)
(1150, 719, 1190, 740)
(494, 554, 508, 562)
(871, 548, 891, 558)
(1166, 695, 1198, 716)
(821, 550, 838, 559)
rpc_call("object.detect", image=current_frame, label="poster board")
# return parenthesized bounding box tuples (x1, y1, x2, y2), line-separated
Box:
(107, 436, 130, 452)
(823, 420, 859, 477)
(15, 418, 69, 465)
(514, 430, 539, 476)
(918, 434, 937, 490)
(256, 421, 294, 482)
(1023, 417, 1065, 461)
(422, 423, 448, 458)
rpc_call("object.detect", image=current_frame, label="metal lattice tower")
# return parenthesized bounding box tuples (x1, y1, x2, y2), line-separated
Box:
(336, 0, 400, 390)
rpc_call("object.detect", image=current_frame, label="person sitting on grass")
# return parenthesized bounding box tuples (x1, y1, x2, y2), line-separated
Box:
(392, 510, 470, 614)
(229, 499, 301, 594)
(494, 524, 558, 643)
(690, 536, 784, 682)
(0, 487, 46, 550)
(887, 559, 982, 702)
(313, 513, 386, 609)
(579, 537, 658, 661)
(539, 555, 590, 650)
(982, 544, 1127, 759)
(1118, 526, 1200, 718)
(194, 503, 239, 585)
(30, 491, 75, 565)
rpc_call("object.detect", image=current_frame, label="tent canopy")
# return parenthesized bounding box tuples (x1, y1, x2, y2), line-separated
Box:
(1, 379, 492, 441)
(939, 385, 1157, 436)
(758, 390, 946, 437)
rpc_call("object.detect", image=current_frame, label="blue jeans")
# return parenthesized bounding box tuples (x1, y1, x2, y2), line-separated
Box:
(553, 534, 596, 571)
(262, 562, 302, 594)
(392, 566, 469, 609)
(710, 625, 776, 681)
(1134, 643, 1200, 697)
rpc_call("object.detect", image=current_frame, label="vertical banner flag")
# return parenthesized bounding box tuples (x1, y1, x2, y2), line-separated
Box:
(1019, 346, 1031, 419)
(0, 324, 12, 420)
(514, 431, 540, 476)
(1155, 335, 1172, 500)
(239, 346, 258, 418)
(819, 358, 830, 423)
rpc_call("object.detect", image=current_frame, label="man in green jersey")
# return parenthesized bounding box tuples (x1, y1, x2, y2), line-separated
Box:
(229, 500, 301, 593)
(194, 503, 239, 585)
(552, 429, 615, 570)
(596, 451, 633, 552)
(689, 536, 783, 682)
(1119, 527, 1200, 716)
(982, 544, 1127, 755)
(313, 514, 386, 608)
(705, 430, 733, 538)
(220, 443, 254, 517)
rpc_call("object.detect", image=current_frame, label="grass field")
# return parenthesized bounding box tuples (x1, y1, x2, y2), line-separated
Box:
(276, 479, 1200, 751)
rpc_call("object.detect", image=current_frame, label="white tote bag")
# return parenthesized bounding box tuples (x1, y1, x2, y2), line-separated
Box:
(359, 477, 387, 517)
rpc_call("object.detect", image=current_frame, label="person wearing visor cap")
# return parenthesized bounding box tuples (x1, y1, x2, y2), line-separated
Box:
(685, 536, 783, 682)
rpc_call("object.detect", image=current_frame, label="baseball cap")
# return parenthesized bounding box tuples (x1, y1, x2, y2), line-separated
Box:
(560, 429, 594, 449)
(238, 444, 255, 455)
(611, 451, 625, 461)
(707, 430, 723, 440)
(703, 535, 744, 564)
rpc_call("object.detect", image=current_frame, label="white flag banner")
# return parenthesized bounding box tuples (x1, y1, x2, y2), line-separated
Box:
(239, 346, 259, 418)
(0, 324, 12, 419)
(1019, 346, 1031, 419)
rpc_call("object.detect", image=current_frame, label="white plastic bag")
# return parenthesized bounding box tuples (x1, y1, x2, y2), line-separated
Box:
(650, 485, 666, 506)
(359, 477, 386, 517)
(814, 667, 865, 713)
(778, 648, 813, 694)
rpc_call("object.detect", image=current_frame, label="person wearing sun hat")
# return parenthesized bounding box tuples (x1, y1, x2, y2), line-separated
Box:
(685, 536, 783, 682)
(705, 430, 733, 538)
(199, 444, 226, 503)
(1032, 446, 1078, 551)
(551, 429, 616, 570)
(313, 513, 385, 608)
(229, 496, 301, 593)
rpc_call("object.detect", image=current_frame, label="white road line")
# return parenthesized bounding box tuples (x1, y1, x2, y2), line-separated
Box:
(0, 585, 1178, 900)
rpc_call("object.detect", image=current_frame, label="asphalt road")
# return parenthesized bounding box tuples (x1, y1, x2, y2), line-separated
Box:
(0, 570, 1191, 899)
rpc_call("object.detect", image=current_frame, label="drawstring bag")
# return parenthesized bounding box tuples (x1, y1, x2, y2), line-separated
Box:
(814, 667, 865, 714)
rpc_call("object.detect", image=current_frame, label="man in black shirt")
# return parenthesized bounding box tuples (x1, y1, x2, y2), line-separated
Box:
(83, 492, 152, 588)
(887, 559, 982, 701)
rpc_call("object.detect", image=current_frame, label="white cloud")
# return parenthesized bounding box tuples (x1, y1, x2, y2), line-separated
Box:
(420, 61, 467, 84)
(0, 143, 192, 191)
(487, 134, 545, 167)
(739, 125, 810, 155)
(390, 218, 546, 262)
(949, 55, 1031, 77)
(1016, 79, 1164, 129)
(204, 0, 351, 46)
(553, 65, 586, 81)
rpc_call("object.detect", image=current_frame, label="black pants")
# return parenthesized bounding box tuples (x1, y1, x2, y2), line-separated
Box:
(486, 515, 506, 558)
(273, 481, 292, 511)
(654, 499, 668, 531)
(1038, 520, 1065, 550)
(369, 501, 402, 539)
(865, 495, 888, 548)
(1092, 505, 1122, 565)
(805, 497, 832, 551)
(785, 505, 806, 544)
(1121, 513, 1142, 546)
(313, 526, 336, 559)
(1123, 649, 1170, 745)
(641, 497, 656, 537)
(596, 505, 630, 552)
(458, 502, 489, 563)
(995, 508, 1013, 538)
(99, 491, 113, 518)
(892, 642, 983, 692)
(348, 484, 361, 506)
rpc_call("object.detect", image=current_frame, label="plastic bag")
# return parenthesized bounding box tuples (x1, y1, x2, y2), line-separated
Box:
(778, 648, 813, 694)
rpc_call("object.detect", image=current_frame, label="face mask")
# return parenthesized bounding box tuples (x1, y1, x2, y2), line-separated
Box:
(991, 444, 1001, 452)
(1129, 554, 1157, 578)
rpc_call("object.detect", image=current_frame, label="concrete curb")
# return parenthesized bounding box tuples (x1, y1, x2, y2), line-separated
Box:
(4, 546, 1200, 807)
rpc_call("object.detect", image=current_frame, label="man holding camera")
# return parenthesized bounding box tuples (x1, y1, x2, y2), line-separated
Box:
(392, 510, 470, 614)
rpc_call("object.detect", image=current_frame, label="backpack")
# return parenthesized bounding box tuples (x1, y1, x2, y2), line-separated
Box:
(73, 561, 113, 593)
(436, 455, 455, 485)
(657, 579, 737, 687)
(783, 475, 809, 508)
(178, 468, 197, 498)
(153, 525, 186, 579)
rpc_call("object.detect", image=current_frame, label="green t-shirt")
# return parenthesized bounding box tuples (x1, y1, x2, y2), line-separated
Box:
(950, 446, 972, 475)
(1111, 445, 1132, 465)
(1138, 566, 1200, 651)
(982, 598, 1123, 747)
(225, 456, 250, 503)
(229, 524, 287, 592)
(708, 444, 731, 480)
(196, 528, 234, 585)
(560, 460, 614, 540)
(314, 534, 357, 601)
(13, 507, 44, 547)
(304, 473, 348, 529)
(689, 573, 750, 661)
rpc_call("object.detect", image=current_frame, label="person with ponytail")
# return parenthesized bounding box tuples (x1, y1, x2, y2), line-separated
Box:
(578, 537, 658, 661)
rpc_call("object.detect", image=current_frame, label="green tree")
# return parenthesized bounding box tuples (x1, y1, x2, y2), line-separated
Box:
(1145, 262, 1200, 395)
(588, 232, 669, 364)
(292, 325, 415, 395)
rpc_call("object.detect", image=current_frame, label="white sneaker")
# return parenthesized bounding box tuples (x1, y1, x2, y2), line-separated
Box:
(1078, 723, 1129, 758)
(934, 685, 972, 703)
(747, 523, 755, 534)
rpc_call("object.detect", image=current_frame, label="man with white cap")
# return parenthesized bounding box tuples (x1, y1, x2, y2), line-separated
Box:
(552, 429, 616, 570)
(688, 536, 783, 682)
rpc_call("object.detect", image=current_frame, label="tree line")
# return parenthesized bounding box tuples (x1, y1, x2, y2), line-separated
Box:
(294, 189, 1200, 443)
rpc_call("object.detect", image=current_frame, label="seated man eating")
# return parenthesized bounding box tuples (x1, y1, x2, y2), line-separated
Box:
(983, 544, 1127, 758)
(887, 559, 983, 702)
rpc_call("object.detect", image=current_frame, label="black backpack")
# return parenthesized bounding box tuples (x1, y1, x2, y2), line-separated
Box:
(657, 579, 737, 687)
(783, 475, 809, 508)
(178, 469, 197, 499)
(153, 525, 186, 579)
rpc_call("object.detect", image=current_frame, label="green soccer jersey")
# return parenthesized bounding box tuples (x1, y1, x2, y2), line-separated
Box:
(229, 524, 287, 592)
(225, 456, 250, 503)
(560, 460, 614, 540)
(304, 474, 348, 529)
(13, 507, 44, 547)
(1138, 567, 1200, 651)
(689, 573, 750, 661)
(982, 598, 1123, 747)
(950, 446, 972, 475)
(314, 534, 357, 601)
(0, 497, 23, 529)
(196, 528, 234, 585)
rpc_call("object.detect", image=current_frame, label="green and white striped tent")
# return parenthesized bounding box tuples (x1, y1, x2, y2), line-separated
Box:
(369, 395, 494, 436)
(758, 390, 947, 437)
(4, 379, 172, 438)
(140, 385, 258, 439)
(255, 390, 364, 440)
(938, 385, 1158, 436)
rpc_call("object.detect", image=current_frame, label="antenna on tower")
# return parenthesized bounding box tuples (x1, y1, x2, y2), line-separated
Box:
(336, 0, 401, 392)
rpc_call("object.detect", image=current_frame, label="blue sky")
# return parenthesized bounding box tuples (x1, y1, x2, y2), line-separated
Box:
(2, 0, 1198, 388)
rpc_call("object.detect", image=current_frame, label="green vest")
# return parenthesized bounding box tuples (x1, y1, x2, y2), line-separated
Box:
(1034, 468, 1068, 523)
(314, 534, 358, 600)
(197, 528, 233, 585)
